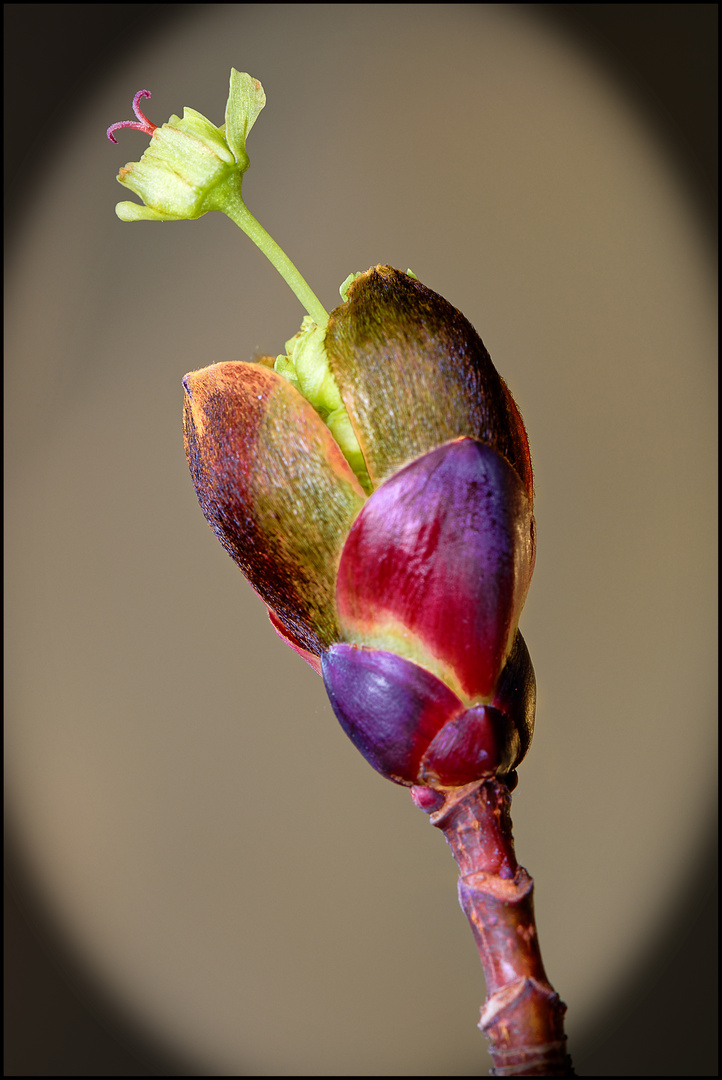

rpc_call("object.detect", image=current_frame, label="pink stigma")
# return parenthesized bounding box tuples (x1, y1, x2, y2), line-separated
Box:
(107, 89, 158, 143)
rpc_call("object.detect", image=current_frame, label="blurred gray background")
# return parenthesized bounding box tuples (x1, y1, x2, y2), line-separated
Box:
(5, 5, 717, 1076)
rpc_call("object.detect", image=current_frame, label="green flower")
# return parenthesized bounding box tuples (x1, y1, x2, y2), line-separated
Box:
(108, 69, 328, 328)
(108, 71, 265, 222)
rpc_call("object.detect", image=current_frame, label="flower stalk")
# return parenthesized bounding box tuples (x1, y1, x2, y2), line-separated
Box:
(219, 190, 328, 326)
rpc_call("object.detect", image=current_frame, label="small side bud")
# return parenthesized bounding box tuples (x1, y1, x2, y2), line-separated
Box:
(411, 787, 445, 813)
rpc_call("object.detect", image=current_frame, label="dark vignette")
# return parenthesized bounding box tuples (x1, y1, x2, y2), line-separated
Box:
(4, 4, 717, 1076)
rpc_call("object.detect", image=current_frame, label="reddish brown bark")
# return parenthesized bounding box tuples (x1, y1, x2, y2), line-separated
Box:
(415, 778, 574, 1076)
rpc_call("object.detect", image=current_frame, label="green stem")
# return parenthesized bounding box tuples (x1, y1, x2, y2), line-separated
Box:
(220, 187, 329, 326)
